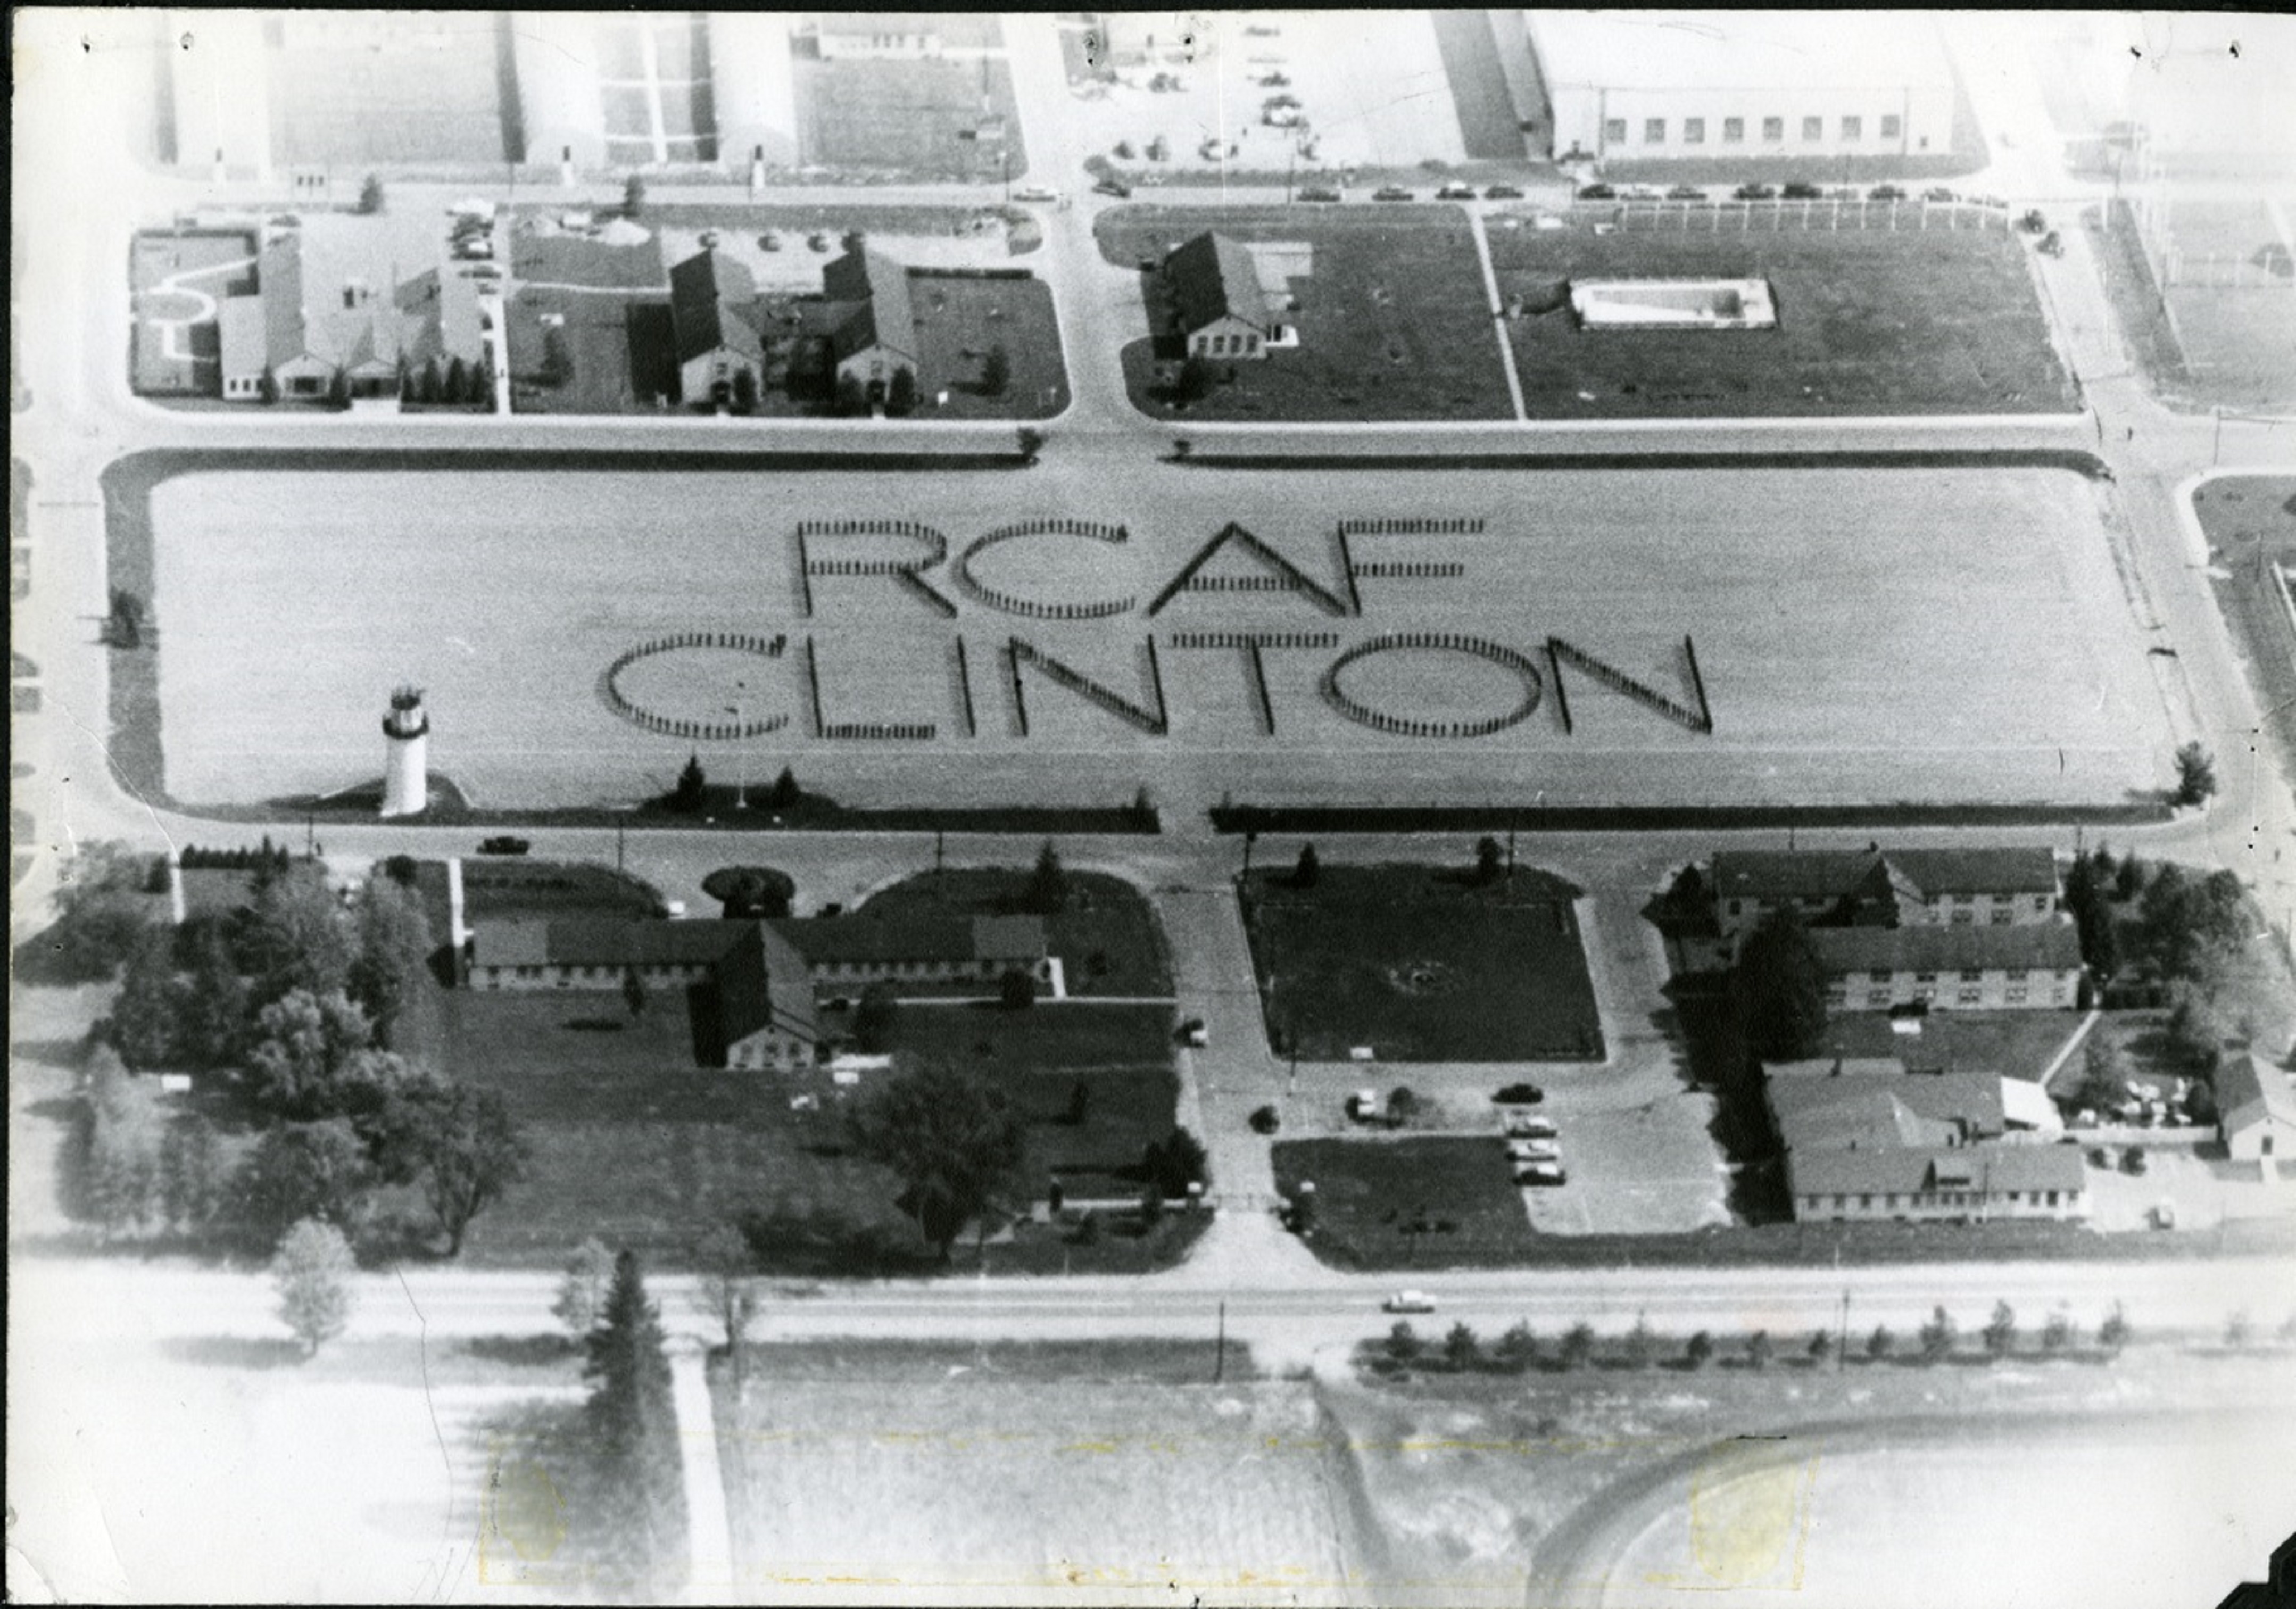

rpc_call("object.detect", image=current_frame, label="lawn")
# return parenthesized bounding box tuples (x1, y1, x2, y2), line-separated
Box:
(2196, 476, 2296, 797)
(456, 857, 669, 922)
(907, 273, 1070, 419)
(792, 53, 1027, 182)
(504, 286, 664, 414)
(129, 231, 256, 396)
(1240, 862, 1602, 1061)
(1484, 217, 2076, 417)
(1274, 1136, 1538, 1266)
(855, 866, 1174, 998)
(1095, 204, 1516, 422)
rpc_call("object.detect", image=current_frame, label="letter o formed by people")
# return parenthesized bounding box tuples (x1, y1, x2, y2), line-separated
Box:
(1320, 633, 1545, 739)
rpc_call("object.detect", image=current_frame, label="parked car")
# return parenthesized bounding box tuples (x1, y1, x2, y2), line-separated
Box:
(1503, 1114, 1559, 1139)
(1515, 1163, 1568, 1187)
(1178, 1017, 1209, 1047)
(1781, 181, 1823, 200)
(807, 232, 830, 252)
(1665, 184, 1706, 201)
(2018, 208, 2048, 233)
(1372, 186, 1415, 202)
(1493, 1082, 1545, 1106)
(1298, 186, 1344, 203)
(1869, 184, 1907, 201)
(1619, 184, 1665, 201)
(1506, 1140, 1562, 1163)
(2121, 1147, 2150, 1176)
(1012, 185, 1060, 204)
(1093, 177, 1133, 198)
(758, 230, 782, 251)
(477, 835, 530, 856)
(1576, 182, 1617, 200)
(1382, 1290, 1437, 1314)
(1922, 186, 1959, 203)
(1435, 182, 1478, 200)
(1733, 183, 1777, 201)
(1483, 184, 1524, 200)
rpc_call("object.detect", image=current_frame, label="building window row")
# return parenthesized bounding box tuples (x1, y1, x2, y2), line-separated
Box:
(1609, 113, 1904, 147)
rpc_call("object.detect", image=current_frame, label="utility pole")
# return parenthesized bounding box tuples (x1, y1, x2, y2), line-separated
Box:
(935, 830, 946, 877)
(1241, 830, 1257, 883)
(1214, 1299, 1228, 1382)
(1837, 1286, 1851, 1373)
(305, 812, 315, 858)
(616, 822, 625, 875)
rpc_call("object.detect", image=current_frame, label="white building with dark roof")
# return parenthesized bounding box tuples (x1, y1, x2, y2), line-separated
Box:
(773, 912, 1050, 989)
(1526, 10, 1959, 168)
(1163, 232, 1274, 361)
(1809, 923, 2084, 1014)
(1708, 847, 2062, 941)
(668, 247, 763, 405)
(821, 245, 919, 396)
(2218, 1052, 2296, 1164)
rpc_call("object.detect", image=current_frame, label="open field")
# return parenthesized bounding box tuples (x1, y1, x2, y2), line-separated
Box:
(2195, 475, 2296, 804)
(263, 13, 511, 167)
(1485, 218, 2076, 417)
(792, 53, 1026, 182)
(713, 1372, 1371, 1598)
(2091, 202, 2296, 410)
(128, 459, 2166, 813)
(1240, 864, 1600, 1061)
(1097, 205, 1514, 422)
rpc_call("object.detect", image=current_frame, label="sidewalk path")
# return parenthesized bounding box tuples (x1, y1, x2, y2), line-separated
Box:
(1466, 211, 1529, 421)
(665, 1339, 735, 1603)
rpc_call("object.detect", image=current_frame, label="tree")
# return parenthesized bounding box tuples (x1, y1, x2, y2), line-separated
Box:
(999, 967, 1038, 1010)
(106, 923, 188, 1069)
(1559, 1322, 1596, 1371)
(1385, 1321, 1423, 1365)
(2041, 1309, 2074, 1354)
(2075, 1035, 2127, 1118)
(81, 1048, 165, 1238)
(730, 365, 759, 413)
(405, 1083, 531, 1255)
(541, 326, 573, 388)
(886, 366, 918, 416)
(1142, 1126, 1208, 1197)
(105, 587, 147, 648)
(769, 767, 800, 810)
(1806, 1329, 1834, 1366)
(178, 920, 254, 1069)
(243, 989, 378, 1119)
(1494, 1322, 1538, 1372)
(553, 1237, 617, 1345)
(1866, 1324, 1895, 1363)
(22, 842, 155, 982)
(621, 966, 649, 1023)
(2162, 985, 2226, 1077)
(1623, 1315, 1656, 1371)
(2099, 1303, 2130, 1356)
(259, 364, 280, 403)
(1139, 1181, 1165, 1226)
(1685, 1330, 1715, 1370)
(672, 753, 708, 814)
(445, 355, 471, 404)
(355, 173, 386, 214)
(243, 869, 356, 1007)
(695, 1225, 759, 1373)
(159, 1114, 226, 1235)
(327, 368, 351, 408)
(1387, 1086, 1422, 1127)
(834, 372, 868, 417)
(1174, 355, 1215, 403)
(853, 982, 900, 1053)
(1734, 907, 1829, 1063)
(981, 344, 1011, 397)
(244, 1118, 376, 1242)
(1292, 843, 1320, 889)
(2173, 741, 2218, 806)
(583, 1250, 687, 1588)
(2114, 852, 2146, 902)
(1746, 1329, 1773, 1371)
(2144, 868, 2249, 988)
(2223, 1310, 2252, 1349)
(1016, 426, 1045, 463)
(1475, 836, 1505, 886)
(621, 173, 648, 219)
(272, 1218, 358, 1356)
(1919, 1305, 1958, 1364)
(419, 356, 443, 404)
(1445, 1322, 1480, 1371)
(847, 1058, 1027, 1262)
(1983, 1301, 2017, 1359)
(347, 875, 435, 1044)
(1023, 840, 1070, 914)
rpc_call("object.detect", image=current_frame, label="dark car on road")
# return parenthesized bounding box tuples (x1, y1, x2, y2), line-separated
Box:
(1093, 176, 1133, 199)
(1665, 184, 1706, 200)
(1576, 182, 1617, 200)
(1484, 184, 1524, 200)
(1733, 182, 1777, 201)
(1435, 182, 1478, 200)
(1869, 184, 1907, 201)
(1372, 185, 1415, 202)
(1298, 186, 1343, 203)
(1781, 181, 1823, 200)
(477, 835, 531, 856)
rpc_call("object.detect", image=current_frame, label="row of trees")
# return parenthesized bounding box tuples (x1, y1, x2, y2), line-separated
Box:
(1380, 1301, 2138, 1375)
(399, 354, 487, 407)
(2064, 844, 2251, 997)
(666, 754, 801, 816)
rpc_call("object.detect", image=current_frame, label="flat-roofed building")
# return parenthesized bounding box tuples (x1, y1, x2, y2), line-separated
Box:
(812, 13, 944, 60)
(1526, 10, 1958, 168)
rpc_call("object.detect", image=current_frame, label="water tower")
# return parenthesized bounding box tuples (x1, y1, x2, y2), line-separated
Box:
(380, 686, 430, 817)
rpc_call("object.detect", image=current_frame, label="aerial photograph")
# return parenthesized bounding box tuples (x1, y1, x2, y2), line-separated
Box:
(10, 7, 2296, 1605)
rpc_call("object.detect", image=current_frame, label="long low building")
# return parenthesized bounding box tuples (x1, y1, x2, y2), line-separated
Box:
(1786, 1143, 2088, 1224)
(775, 912, 1050, 988)
(1708, 846, 2063, 942)
(1809, 923, 2084, 1013)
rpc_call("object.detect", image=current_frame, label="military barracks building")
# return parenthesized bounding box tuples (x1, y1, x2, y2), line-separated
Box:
(1695, 846, 2081, 1013)
(462, 911, 1051, 1069)
(1767, 1056, 2089, 1224)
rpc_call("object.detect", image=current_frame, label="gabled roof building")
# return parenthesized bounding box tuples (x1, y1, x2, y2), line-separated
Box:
(821, 245, 919, 392)
(1163, 232, 1274, 361)
(668, 247, 763, 406)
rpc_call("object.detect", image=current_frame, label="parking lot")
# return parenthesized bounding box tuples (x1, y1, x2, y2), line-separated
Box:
(2078, 1137, 2295, 1232)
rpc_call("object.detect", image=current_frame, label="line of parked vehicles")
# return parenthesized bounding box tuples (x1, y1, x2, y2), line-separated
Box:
(1577, 181, 2009, 207)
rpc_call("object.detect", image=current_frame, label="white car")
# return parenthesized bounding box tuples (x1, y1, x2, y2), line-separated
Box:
(1382, 1290, 1437, 1314)
(1504, 1115, 1557, 1139)
(1515, 1163, 1568, 1187)
(1012, 185, 1060, 204)
(1507, 1140, 1562, 1163)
